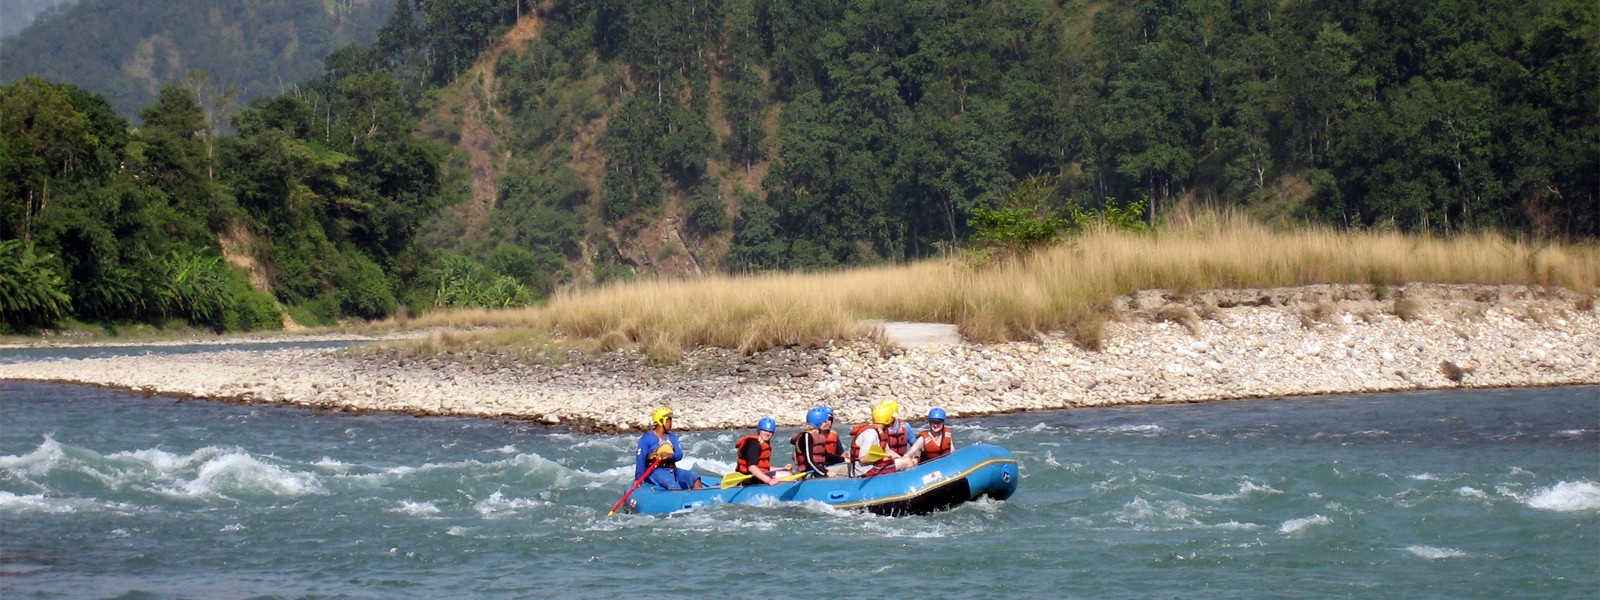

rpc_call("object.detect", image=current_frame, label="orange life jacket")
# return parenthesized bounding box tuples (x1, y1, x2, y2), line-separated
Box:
(790, 429, 830, 471)
(735, 434, 771, 474)
(849, 423, 894, 469)
(917, 428, 953, 461)
(822, 429, 842, 462)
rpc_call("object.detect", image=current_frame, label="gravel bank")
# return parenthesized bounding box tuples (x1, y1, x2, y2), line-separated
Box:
(3, 284, 1596, 431)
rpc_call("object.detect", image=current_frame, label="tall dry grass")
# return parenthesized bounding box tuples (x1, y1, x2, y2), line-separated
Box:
(395, 210, 1599, 361)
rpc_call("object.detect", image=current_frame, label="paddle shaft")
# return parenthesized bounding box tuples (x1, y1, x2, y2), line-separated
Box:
(607, 458, 661, 516)
(720, 469, 806, 488)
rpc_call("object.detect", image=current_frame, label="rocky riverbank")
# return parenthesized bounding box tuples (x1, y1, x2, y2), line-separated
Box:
(3, 283, 1596, 431)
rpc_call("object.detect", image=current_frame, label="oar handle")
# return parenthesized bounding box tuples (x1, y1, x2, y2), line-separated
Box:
(608, 458, 661, 516)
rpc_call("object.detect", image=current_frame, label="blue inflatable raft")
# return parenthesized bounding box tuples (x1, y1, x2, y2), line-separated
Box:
(621, 443, 1019, 516)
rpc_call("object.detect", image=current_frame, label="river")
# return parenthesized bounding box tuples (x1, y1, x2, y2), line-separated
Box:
(1, 348, 1596, 598)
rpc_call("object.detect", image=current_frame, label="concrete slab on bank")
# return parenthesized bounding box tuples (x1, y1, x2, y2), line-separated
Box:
(862, 321, 962, 347)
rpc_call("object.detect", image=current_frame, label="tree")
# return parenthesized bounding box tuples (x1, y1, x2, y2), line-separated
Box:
(968, 174, 1067, 260)
(0, 77, 95, 243)
(726, 192, 783, 271)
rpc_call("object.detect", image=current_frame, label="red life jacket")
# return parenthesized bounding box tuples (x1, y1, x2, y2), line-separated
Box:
(849, 423, 894, 469)
(883, 419, 911, 455)
(735, 434, 771, 474)
(917, 428, 952, 461)
(790, 429, 830, 470)
(822, 429, 842, 462)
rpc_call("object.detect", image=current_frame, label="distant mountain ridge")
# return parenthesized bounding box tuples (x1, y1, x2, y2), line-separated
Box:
(0, 0, 393, 118)
(0, 0, 72, 39)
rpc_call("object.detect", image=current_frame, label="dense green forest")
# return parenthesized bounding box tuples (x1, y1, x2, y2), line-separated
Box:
(0, 0, 391, 118)
(460, 0, 1598, 273)
(3, 0, 1597, 334)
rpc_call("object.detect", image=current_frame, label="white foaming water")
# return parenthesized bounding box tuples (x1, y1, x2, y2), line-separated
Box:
(525, 452, 652, 490)
(311, 457, 351, 471)
(393, 500, 442, 517)
(339, 464, 417, 487)
(1279, 514, 1332, 535)
(1116, 497, 1200, 529)
(959, 425, 1026, 444)
(562, 435, 633, 452)
(680, 457, 733, 478)
(1211, 521, 1263, 531)
(473, 490, 546, 518)
(0, 436, 68, 477)
(860, 514, 958, 538)
(181, 451, 323, 498)
(1092, 424, 1167, 435)
(1405, 545, 1467, 559)
(1196, 480, 1283, 501)
(337, 451, 584, 489)
(1522, 481, 1600, 512)
(111, 447, 199, 473)
(1456, 486, 1489, 499)
(0, 490, 79, 514)
(1040, 451, 1062, 468)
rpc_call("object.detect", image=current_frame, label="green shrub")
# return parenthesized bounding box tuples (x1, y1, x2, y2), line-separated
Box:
(593, 263, 635, 285)
(484, 275, 534, 308)
(685, 182, 728, 238)
(969, 205, 1068, 258)
(1069, 197, 1149, 233)
(969, 175, 1069, 260)
(287, 294, 339, 327)
(486, 243, 540, 285)
(0, 240, 72, 332)
(147, 249, 234, 330)
(432, 251, 538, 308)
(339, 251, 396, 319)
(218, 271, 281, 332)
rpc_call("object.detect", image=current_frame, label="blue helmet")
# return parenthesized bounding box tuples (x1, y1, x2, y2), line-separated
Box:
(806, 407, 833, 428)
(757, 416, 777, 433)
(928, 407, 948, 421)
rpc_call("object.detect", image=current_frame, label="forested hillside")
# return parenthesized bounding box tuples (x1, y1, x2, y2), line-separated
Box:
(3, 0, 1597, 335)
(419, 0, 1596, 279)
(0, 0, 391, 118)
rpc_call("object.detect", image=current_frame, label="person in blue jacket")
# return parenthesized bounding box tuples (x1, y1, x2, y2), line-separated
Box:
(636, 407, 703, 490)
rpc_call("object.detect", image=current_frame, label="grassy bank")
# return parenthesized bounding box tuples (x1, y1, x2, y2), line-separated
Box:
(394, 214, 1600, 362)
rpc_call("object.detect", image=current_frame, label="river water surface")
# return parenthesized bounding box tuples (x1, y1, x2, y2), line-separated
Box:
(1, 347, 1596, 599)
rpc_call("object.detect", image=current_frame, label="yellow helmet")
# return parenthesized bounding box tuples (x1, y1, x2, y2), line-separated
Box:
(651, 407, 673, 427)
(872, 399, 899, 425)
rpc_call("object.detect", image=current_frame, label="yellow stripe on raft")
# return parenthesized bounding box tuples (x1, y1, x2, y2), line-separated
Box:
(832, 457, 1017, 510)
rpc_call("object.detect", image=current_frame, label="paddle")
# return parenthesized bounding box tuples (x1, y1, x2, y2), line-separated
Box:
(607, 458, 661, 516)
(719, 470, 808, 488)
(863, 444, 891, 463)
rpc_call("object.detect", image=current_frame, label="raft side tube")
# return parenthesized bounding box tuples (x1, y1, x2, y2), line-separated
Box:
(623, 444, 1019, 516)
